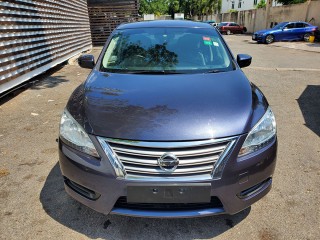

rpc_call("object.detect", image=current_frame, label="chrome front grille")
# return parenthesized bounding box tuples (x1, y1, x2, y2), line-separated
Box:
(97, 137, 236, 180)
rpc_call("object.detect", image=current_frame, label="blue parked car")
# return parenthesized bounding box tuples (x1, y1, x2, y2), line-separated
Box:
(252, 21, 318, 44)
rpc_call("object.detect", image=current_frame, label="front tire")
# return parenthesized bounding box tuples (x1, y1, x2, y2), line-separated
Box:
(226, 30, 231, 35)
(265, 34, 274, 44)
(303, 33, 310, 42)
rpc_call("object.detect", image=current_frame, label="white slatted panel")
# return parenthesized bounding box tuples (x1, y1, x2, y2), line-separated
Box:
(0, 0, 92, 94)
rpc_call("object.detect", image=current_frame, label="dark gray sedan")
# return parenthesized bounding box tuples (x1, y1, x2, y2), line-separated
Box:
(58, 20, 277, 218)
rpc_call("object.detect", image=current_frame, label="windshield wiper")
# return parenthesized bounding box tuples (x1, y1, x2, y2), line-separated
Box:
(206, 69, 226, 73)
(124, 70, 182, 75)
(125, 70, 165, 74)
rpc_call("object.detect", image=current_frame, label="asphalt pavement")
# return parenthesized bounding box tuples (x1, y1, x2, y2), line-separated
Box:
(0, 35, 319, 240)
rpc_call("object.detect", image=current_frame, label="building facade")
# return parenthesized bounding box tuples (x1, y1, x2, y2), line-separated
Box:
(221, 0, 281, 14)
(0, 0, 92, 95)
(87, 0, 139, 46)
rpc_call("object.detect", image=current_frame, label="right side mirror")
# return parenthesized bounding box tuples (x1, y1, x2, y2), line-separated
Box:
(237, 54, 252, 68)
(78, 54, 95, 69)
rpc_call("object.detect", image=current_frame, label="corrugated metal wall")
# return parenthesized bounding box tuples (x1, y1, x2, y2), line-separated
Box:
(88, 0, 139, 46)
(0, 0, 92, 94)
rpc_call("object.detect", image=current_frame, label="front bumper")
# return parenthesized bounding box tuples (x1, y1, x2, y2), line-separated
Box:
(252, 34, 264, 42)
(58, 135, 277, 218)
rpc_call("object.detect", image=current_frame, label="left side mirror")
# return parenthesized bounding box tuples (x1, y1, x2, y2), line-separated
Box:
(237, 54, 252, 68)
(78, 54, 95, 69)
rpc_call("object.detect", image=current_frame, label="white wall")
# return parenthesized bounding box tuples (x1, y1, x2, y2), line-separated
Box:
(144, 14, 155, 21)
(216, 0, 320, 33)
(221, 0, 281, 14)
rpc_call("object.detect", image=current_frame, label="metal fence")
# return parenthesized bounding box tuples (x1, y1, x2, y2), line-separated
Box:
(0, 0, 92, 94)
(88, 0, 139, 46)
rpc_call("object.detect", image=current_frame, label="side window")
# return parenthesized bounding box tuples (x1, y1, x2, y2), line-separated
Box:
(285, 23, 294, 29)
(235, 24, 240, 27)
(295, 23, 304, 28)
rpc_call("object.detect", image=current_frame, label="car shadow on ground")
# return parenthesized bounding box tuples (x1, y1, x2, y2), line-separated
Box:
(30, 75, 68, 90)
(306, 43, 320, 48)
(40, 163, 251, 239)
(29, 63, 68, 90)
(297, 85, 320, 137)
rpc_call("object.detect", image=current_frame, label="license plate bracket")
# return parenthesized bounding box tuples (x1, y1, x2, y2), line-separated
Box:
(127, 183, 211, 203)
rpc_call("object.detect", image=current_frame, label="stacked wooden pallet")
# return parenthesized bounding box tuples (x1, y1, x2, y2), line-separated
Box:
(0, 0, 92, 94)
(88, 0, 139, 46)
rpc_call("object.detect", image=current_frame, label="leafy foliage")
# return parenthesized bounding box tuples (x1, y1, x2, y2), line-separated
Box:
(139, 0, 169, 16)
(256, 0, 266, 8)
(139, 0, 221, 19)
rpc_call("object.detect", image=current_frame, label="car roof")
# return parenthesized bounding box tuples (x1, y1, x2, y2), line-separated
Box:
(117, 20, 213, 30)
(280, 21, 310, 25)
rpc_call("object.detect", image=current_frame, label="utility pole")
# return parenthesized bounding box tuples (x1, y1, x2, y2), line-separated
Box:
(265, 0, 271, 29)
(305, 0, 312, 22)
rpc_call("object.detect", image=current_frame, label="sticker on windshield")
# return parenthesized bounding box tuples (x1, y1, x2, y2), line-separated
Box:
(203, 36, 212, 45)
(212, 42, 219, 47)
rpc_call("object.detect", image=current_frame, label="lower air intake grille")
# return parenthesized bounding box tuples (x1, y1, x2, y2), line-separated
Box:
(114, 196, 223, 210)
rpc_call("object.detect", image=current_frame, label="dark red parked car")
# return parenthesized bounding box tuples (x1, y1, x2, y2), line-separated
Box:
(217, 22, 247, 35)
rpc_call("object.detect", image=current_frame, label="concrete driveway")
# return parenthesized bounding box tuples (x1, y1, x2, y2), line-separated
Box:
(0, 35, 319, 240)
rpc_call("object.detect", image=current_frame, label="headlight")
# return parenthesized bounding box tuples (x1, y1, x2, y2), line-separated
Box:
(238, 107, 276, 157)
(60, 109, 99, 157)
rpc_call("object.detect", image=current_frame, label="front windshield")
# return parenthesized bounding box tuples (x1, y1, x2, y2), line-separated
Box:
(272, 22, 287, 30)
(100, 27, 234, 74)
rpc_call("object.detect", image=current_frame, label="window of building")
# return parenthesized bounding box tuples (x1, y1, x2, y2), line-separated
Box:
(231, 1, 235, 9)
(238, 0, 242, 8)
(254, 0, 258, 5)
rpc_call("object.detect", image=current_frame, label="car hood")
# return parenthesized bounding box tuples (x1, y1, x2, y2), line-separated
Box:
(255, 29, 272, 35)
(68, 70, 266, 141)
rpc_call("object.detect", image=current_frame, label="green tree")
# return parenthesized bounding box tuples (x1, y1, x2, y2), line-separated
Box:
(139, 0, 221, 19)
(207, 0, 222, 15)
(139, 0, 168, 16)
(256, 0, 266, 8)
(167, 0, 180, 17)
